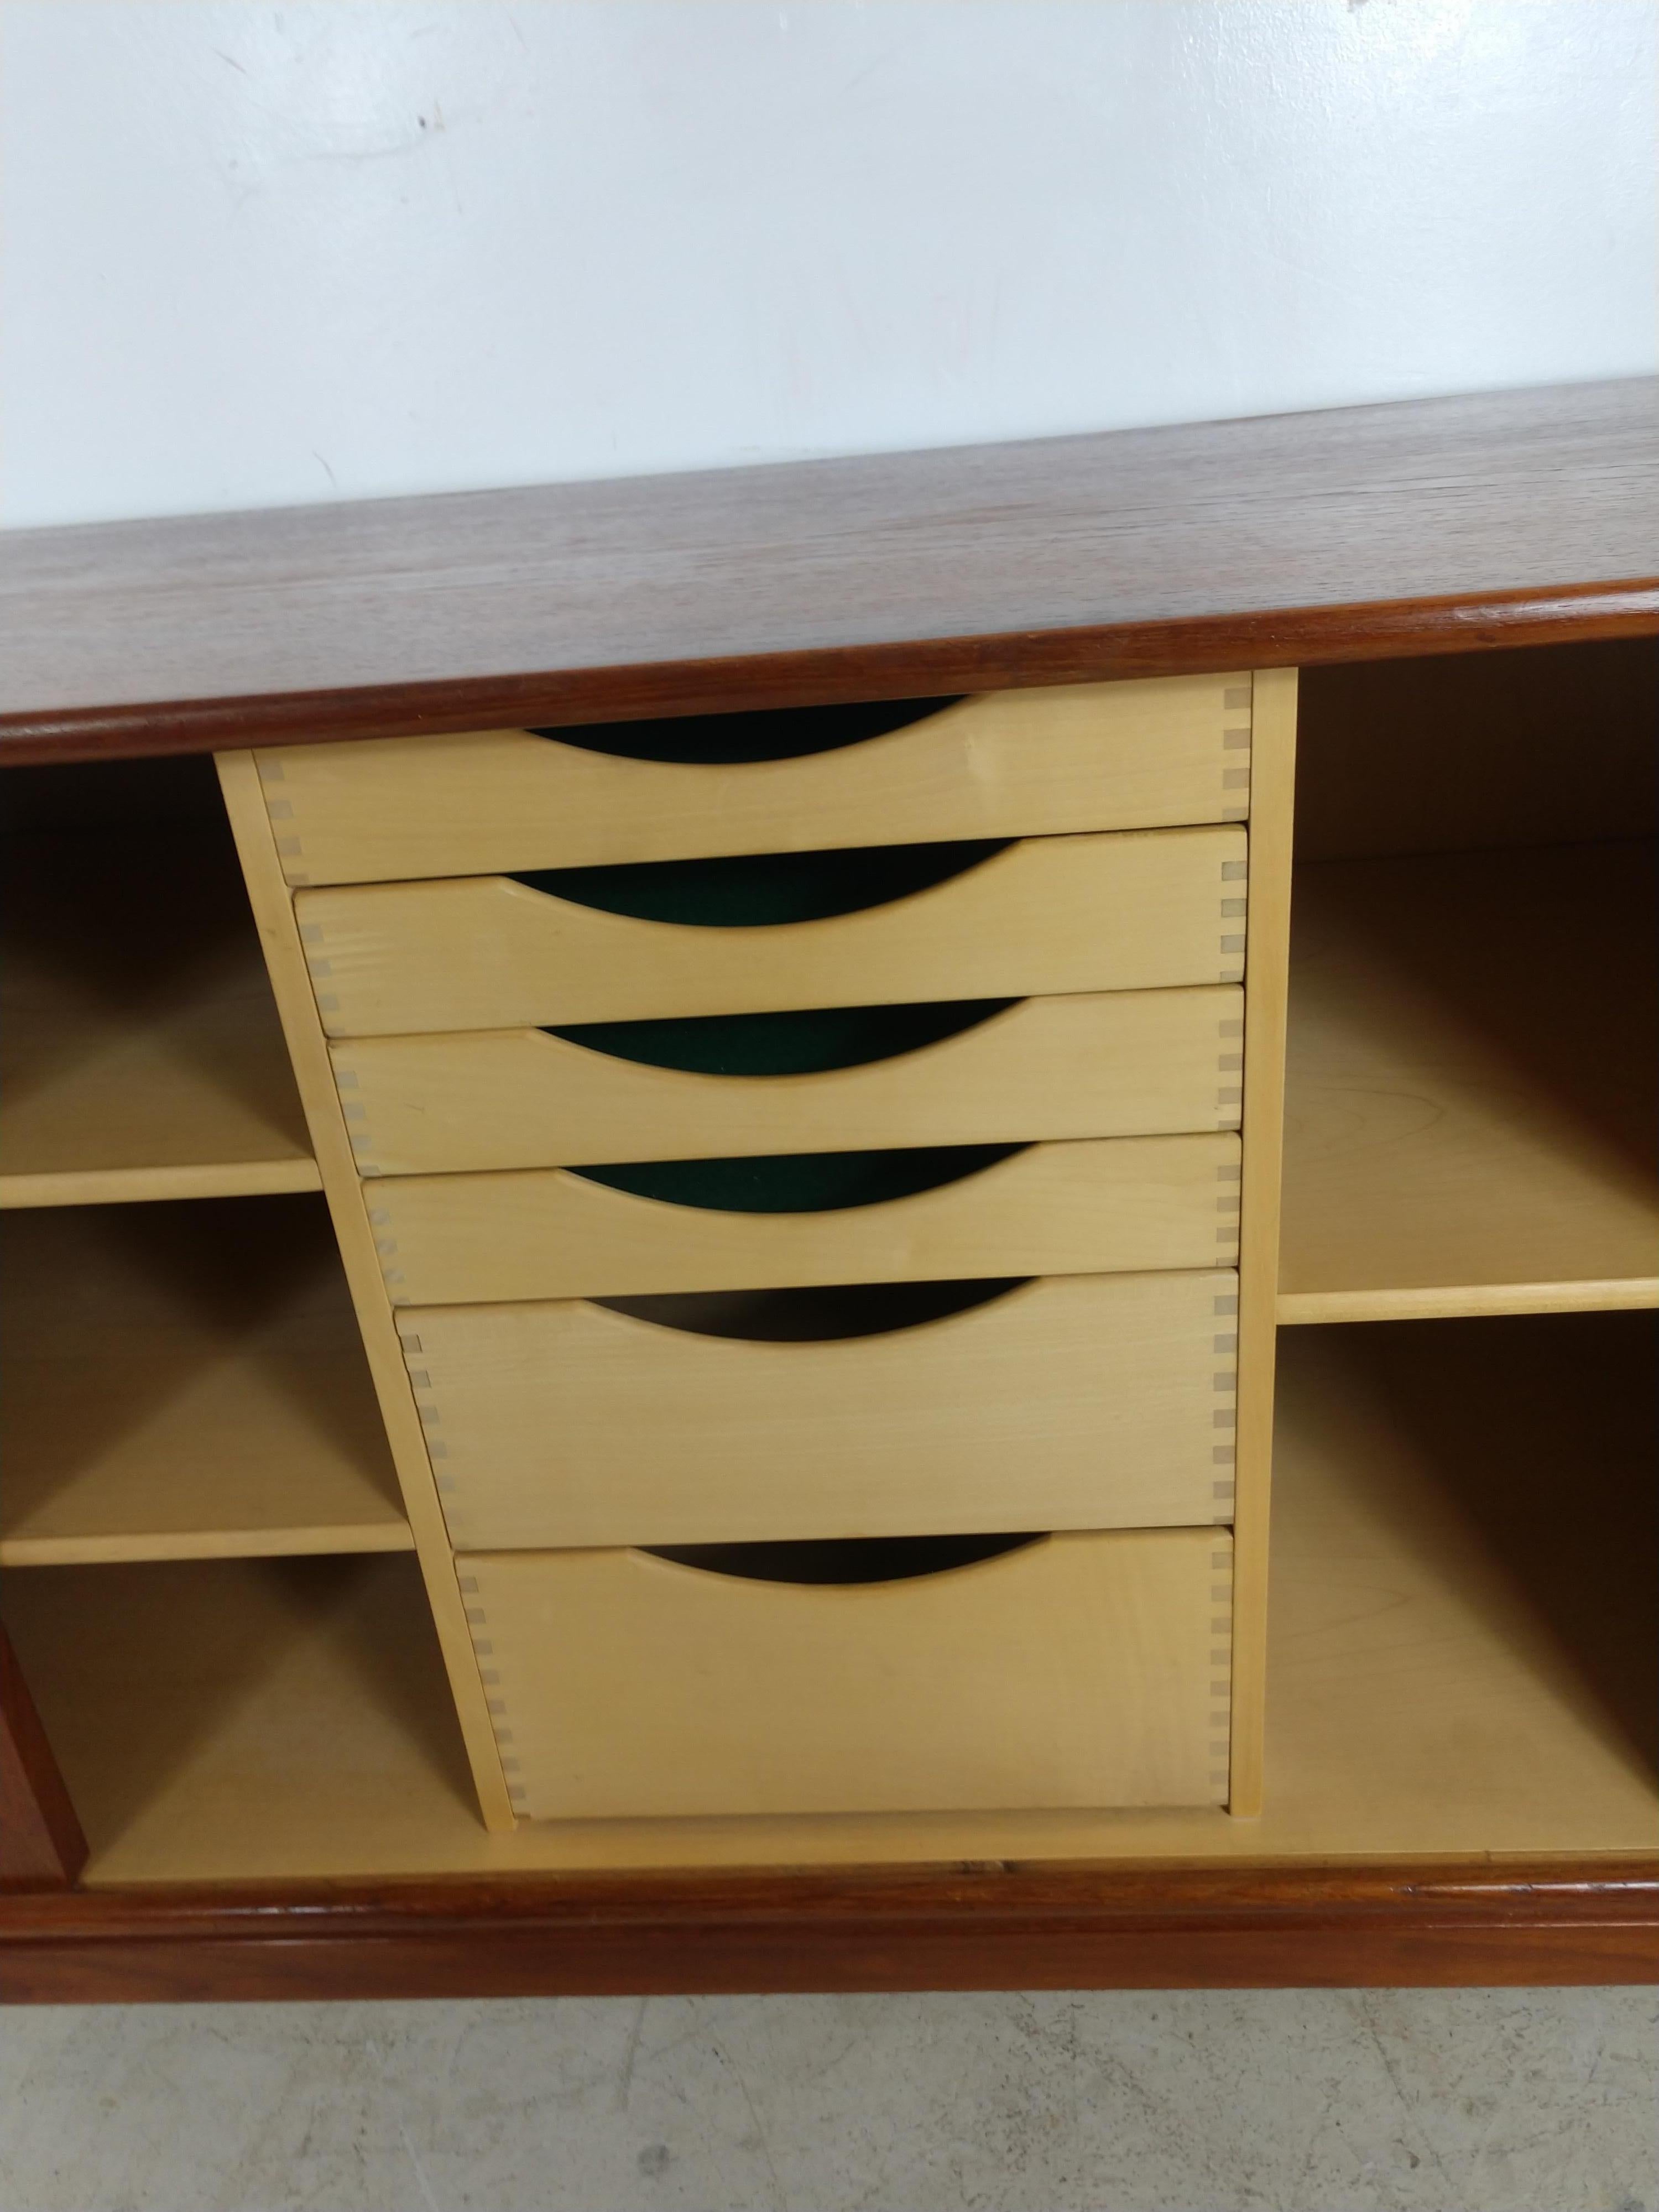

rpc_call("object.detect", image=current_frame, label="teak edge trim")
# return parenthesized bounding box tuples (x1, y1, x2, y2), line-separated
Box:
(2, 1860, 1655, 2000)
(4, 577, 1657, 764)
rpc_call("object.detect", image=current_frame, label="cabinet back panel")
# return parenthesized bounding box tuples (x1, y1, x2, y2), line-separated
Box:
(1296, 639, 1658, 860)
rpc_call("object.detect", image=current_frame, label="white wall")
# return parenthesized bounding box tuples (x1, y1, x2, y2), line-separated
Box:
(3, 0, 1653, 528)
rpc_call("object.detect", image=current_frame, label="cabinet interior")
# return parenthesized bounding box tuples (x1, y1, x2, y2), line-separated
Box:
(0, 757, 318, 1208)
(2, 640, 1655, 1883)
(1282, 640, 1658, 1324)
(0, 1198, 408, 1568)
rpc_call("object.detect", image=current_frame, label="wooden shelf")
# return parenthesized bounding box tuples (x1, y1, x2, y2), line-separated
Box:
(1279, 840, 1659, 1324)
(0, 827, 319, 1207)
(6, 1309, 1652, 1879)
(0, 1197, 410, 1566)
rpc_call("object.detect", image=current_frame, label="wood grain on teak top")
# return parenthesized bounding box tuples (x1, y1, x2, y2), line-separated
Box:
(1, 378, 1656, 760)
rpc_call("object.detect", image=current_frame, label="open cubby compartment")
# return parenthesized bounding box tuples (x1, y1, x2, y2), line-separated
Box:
(4, 1303, 1652, 1880)
(0, 1194, 409, 1565)
(0, 755, 317, 1207)
(1281, 637, 1659, 1323)
(1269, 1308, 1656, 1849)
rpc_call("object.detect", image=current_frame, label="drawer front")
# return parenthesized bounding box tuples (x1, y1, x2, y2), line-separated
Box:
(300, 825, 1248, 1035)
(403, 1269, 1239, 1550)
(460, 1528, 1234, 1818)
(372, 1133, 1241, 1303)
(258, 675, 1254, 885)
(337, 987, 1245, 1176)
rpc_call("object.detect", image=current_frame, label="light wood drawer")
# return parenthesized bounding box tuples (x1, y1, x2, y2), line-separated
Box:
(402, 1269, 1239, 1550)
(300, 825, 1248, 1036)
(372, 1133, 1241, 1303)
(337, 986, 1244, 1176)
(460, 1528, 1234, 1819)
(257, 675, 1254, 884)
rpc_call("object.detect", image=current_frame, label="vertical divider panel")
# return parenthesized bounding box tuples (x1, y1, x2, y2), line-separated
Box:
(215, 752, 517, 1833)
(1, 1625, 89, 1887)
(1228, 668, 1298, 1817)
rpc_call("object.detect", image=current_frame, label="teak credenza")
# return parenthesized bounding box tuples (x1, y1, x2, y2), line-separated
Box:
(1, 378, 1655, 1998)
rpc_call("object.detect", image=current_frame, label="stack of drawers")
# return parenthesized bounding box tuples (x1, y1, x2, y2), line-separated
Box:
(259, 674, 1252, 1822)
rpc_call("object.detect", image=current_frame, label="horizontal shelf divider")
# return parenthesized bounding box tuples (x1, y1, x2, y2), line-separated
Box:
(0, 1158, 323, 1211)
(1277, 1276, 1659, 1327)
(0, 1521, 415, 1569)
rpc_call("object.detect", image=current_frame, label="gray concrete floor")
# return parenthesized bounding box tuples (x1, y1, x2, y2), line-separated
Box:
(1, 1987, 1653, 2212)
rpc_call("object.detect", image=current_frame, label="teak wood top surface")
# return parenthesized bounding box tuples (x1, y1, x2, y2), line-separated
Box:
(2, 377, 1656, 760)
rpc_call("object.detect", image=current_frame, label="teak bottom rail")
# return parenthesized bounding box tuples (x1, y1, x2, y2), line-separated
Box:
(3, 1861, 1655, 2003)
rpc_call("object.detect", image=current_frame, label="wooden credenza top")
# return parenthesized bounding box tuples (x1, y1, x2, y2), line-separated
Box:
(1, 375, 1656, 761)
